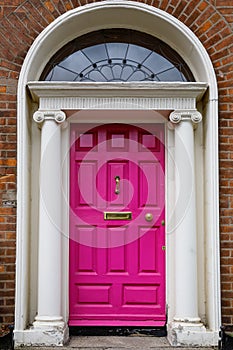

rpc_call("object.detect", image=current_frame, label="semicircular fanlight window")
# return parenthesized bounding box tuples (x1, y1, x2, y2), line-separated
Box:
(41, 29, 194, 82)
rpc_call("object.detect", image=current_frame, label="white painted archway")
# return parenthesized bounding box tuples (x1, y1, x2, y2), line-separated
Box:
(15, 1, 220, 347)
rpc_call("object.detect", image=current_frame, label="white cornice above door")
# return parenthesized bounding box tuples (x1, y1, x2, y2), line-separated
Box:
(27, 81, 207, 110)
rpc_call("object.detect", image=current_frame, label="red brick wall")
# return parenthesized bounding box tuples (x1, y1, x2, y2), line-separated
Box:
(0, 0, 232, 327)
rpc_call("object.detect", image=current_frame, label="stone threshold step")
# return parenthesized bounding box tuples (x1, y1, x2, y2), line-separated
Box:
(16, 336, 218, 350)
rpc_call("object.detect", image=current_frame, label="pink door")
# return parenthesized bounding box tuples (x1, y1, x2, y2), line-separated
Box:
(69, 123, 165, 326)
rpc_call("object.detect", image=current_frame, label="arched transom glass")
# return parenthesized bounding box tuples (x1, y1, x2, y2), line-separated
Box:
(41, 29, 194, 82)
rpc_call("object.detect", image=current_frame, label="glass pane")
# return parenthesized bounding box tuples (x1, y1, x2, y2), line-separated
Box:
(101, 66, 114, 81)
(106, 43, 128, 59)
(61, 51, 91, 73)
(143, 52, 173, 75)
(127, 44, 152, 63)
(83, 44, 108, 63)
(88, 70, 106, 82)
(121, 66, 134, 81)
(129, 70, 146, 81)
(157, 67, 186, 82)
(112, 65, 123, 80)
(49, 66, 77, 81)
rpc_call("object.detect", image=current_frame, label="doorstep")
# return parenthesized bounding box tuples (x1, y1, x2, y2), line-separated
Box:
(16, 336, 218, 349)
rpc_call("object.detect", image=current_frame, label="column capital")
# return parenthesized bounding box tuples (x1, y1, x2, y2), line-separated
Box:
(33, 110, 66, 124)
(169, 109, 202, 124)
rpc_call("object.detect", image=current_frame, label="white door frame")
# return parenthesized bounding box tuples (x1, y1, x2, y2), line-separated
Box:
(15, 2, 220, 347)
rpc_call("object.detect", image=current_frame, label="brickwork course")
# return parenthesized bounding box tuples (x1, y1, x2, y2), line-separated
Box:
(0, 0, 233, 329)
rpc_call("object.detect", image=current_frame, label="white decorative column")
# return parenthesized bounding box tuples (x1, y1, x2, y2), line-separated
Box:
(168, 110, 207, 346)
(32, 110, 69, 346)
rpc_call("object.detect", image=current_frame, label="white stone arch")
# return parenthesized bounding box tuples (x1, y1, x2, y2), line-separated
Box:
(15, 1, 220, 347)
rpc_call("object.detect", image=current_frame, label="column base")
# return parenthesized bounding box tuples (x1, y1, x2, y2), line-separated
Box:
(167, 321, 219, 347)
(14, 321, 69, 347)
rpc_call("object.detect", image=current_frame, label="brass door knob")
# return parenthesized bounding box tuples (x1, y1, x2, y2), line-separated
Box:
(145, 213, 153, 222)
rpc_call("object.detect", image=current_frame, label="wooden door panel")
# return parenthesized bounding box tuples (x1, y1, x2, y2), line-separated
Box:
(69, 123, 165, 326)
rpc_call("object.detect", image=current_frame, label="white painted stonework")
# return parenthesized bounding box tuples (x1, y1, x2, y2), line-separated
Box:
(15, 1, 220, 347)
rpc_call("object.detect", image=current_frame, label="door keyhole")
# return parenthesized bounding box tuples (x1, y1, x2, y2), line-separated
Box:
(115, 176, 120, 195)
